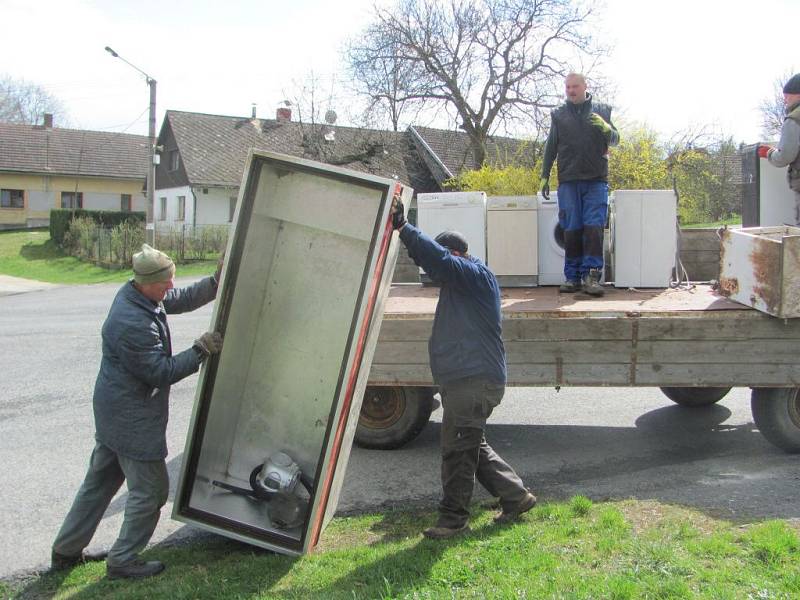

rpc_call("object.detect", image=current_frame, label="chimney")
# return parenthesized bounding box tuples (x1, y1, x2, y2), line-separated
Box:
(43, 113, 53, 128)
(251, 103, 257, 119)
(276, 107, 292, 123)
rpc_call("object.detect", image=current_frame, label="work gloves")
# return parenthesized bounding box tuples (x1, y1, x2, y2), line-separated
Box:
(391, 193, 407, 230)
(541, 177, 550, 200)
(589, 113, 613, 139)
(193, 331, 223, 360)
(757, 144, 773, 159)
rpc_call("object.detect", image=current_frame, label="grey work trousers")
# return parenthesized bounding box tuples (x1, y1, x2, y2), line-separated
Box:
(436, 376, 528, 528)
(52, 442, 169, 567)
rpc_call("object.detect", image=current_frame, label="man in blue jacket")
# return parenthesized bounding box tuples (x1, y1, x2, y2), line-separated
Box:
(393, 199, 536, 539)
(51, 244, 223, 579)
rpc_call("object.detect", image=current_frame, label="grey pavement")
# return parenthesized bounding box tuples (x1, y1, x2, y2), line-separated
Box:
(0, 274, 60, 297)
(2, 279, 799, 580)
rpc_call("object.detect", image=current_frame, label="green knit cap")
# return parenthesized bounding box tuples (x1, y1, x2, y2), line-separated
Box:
(132, 244, 175, 284)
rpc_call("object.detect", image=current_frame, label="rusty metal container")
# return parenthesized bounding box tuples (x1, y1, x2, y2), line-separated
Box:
(719, 226, 800, 318)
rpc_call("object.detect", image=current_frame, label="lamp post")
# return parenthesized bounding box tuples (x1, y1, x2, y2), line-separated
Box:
(105, 46, 157, 240)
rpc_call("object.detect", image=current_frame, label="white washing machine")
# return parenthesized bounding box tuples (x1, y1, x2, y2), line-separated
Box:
(537, 193, 566, 285)
(612, 190, 676, 288)
(417, 191, 487, 283)
(487, 195, 538, 287)
(417, 192, 487, 261)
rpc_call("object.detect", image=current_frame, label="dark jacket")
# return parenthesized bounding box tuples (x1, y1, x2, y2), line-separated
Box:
(541, 93, 619, 184)
(93, 277, 217, 461)
(767, 100, 800, 192)
(399, 224, 506, 385)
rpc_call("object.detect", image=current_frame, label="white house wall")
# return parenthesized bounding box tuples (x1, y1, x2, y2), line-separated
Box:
(194, 186, 238, 225)
(83, 191, 146, 212)
(154, 185, 193, 226)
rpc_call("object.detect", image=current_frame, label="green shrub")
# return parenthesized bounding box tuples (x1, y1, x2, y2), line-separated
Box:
(49, 209, 145, 247)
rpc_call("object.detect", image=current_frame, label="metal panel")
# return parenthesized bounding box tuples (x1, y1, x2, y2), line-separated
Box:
(719, 226, 800, 318)
(174, 150, 411, 554)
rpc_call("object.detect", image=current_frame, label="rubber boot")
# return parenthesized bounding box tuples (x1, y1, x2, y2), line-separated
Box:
(582, 269, 604, 296)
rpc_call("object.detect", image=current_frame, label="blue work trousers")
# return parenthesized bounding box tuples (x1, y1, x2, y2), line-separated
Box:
(557, 180, 609, 282)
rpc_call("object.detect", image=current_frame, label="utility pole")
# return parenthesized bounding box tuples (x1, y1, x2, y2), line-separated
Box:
(105, 46, 157, 242)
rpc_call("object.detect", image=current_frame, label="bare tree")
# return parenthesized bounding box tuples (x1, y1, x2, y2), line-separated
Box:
(0, 75, 68, 125)
(759, 69, 795, 140)
(347, 28, 431, 132)
(346, 0, 606, 165)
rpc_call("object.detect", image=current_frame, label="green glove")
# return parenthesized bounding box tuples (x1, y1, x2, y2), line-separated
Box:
(589, 113, 612, 138)
(541, 177, 550, 200)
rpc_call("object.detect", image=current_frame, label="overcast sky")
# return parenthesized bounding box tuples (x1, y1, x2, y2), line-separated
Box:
(1, 0, 797, 143)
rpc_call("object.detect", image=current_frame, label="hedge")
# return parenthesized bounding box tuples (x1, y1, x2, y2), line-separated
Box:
(49, 209, 145, 246)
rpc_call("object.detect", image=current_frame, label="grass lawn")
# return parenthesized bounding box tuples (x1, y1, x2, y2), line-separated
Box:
(0, 229, 216, 285)
(682, 216, 742, 229)
(5, 498, 799, 599)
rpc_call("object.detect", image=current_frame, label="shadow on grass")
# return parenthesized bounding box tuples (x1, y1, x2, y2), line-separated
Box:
(14, 536, 296, 600)
(316, 516, 503, 599)
(18, 239, 65, 262)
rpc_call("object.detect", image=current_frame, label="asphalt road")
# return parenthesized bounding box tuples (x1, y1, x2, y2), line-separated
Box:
(2, 279, 799, 578)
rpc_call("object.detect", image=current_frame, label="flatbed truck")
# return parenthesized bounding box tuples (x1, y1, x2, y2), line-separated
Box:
(356, 284, 800, 453)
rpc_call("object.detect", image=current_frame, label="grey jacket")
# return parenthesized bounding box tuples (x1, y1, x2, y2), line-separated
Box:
(768, 101, 800, 192)
(93, 277, 217, 461)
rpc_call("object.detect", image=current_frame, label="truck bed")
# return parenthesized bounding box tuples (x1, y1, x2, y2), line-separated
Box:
(369, 284, 800, 388)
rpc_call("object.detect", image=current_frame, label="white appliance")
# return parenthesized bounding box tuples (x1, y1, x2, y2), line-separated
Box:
(612, 190, 677, 288)
(758, 157, 797, 225)
(742, 144, 798, 226)
(487, 195, 538, 286)
(537, 192, 566, 285)
(416, 192, 487, 281)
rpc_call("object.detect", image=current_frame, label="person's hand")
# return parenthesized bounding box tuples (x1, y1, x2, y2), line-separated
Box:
(541, 177, 550, 200)
(391, 189, 407, 230)
(194, 331, 223, 358)
(214, 249, 225, 283)
(589, 113, 612, 138)
(757, 145, 773, 159)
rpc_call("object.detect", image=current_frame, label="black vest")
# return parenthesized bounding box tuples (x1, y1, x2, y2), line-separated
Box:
(552, 96, 613, 183)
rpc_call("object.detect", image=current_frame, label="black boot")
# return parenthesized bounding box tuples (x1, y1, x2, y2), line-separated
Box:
(107, 559, 165, 580)
(582, 269, 604, 296)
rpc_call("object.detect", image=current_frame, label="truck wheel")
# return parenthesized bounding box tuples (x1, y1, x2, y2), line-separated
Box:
(660, 386, 732, 407)
(751, 388, 800, 453)
(355, 386, 435, 450)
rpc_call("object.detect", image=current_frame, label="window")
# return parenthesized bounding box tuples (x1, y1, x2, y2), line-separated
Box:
(169, 150, 180, 172)
(177, 196, 186, 221)
(159, 197, 167, 221)
(121, 194, 132, 212)
(229, 196, 237, 222)
(61, 191, 83, 209)
(0, 189, 24, 209)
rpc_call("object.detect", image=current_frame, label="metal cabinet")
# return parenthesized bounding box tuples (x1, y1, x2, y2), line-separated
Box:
(174, 150, 411, 555)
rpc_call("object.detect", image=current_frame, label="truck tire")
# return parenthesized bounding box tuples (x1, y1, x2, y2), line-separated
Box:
(355, 386, 435, 450)
(660, 386, 732, 407)
(751, 388, 800, 453)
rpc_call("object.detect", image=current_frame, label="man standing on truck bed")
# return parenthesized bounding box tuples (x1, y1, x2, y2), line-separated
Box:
(391, 195, 537, 539)
(759, 73, 800, 223)
(540, 72, 619, 296)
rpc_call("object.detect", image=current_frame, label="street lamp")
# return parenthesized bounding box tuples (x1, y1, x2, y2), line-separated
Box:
(105, 46, 157, 239)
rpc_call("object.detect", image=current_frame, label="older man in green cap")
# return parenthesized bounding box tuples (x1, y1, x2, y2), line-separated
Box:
(51, 244, 224, 579)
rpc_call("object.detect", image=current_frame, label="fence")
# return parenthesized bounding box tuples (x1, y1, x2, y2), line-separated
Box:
(153, 224, 230, 262)
(63, 219, 229, 267)
(64, 217, 145, 268)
